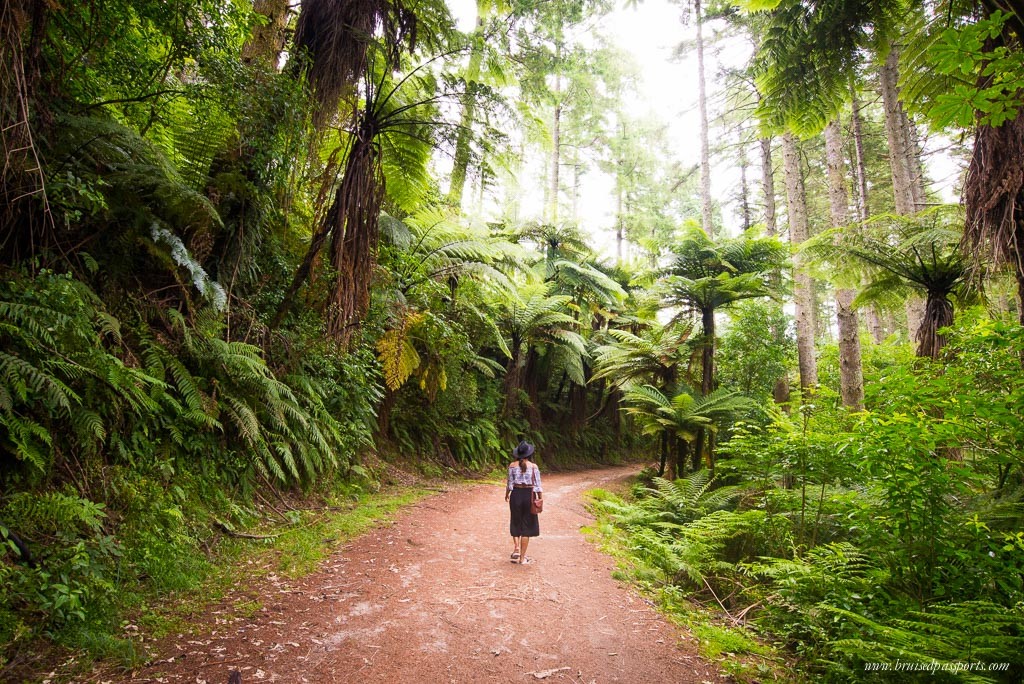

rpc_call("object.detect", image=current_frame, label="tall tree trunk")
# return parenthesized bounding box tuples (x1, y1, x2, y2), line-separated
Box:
(571, 153, 580, 221)
(701, 305, 715, 396)
(879, 45, 926, 341)
(761, 135, 789, 409)
(504, 139, 524, 222)
(447, 18, 484, 210)
(782, 132, 818, 391)
(475, 149, 487, 214)
(903, 108, 928, 210)
(695, 0, 713, 237)
(825, 118, 864, 410)
(739, 140, 751, 230)
(547, 61, 562, 223)
(880, 49, 916, 215)
(850, 86, 871, 225)
(760, 137, 777, 236)
(849, 92, 887, 344)
(616, 182, 624, 265)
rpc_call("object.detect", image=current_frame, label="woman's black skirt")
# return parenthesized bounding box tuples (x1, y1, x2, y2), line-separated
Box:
(509, 488, 540, 537)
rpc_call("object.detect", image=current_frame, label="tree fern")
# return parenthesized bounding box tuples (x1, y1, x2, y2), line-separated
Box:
(644, 472, 743, 525)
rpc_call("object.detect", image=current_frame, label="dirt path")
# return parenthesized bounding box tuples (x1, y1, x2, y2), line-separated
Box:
(128, 466, 724, 683)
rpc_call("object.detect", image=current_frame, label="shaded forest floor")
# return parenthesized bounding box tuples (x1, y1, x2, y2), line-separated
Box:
(86, 465, 726, 683)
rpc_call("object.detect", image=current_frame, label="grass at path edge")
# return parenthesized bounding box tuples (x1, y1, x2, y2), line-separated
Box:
(41, 483, 436, 682)
(581, 483, 793, 684)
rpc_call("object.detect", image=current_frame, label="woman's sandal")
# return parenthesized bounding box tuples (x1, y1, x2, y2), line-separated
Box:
(510, 551, 520, 561)
(519, 556, 533, 565)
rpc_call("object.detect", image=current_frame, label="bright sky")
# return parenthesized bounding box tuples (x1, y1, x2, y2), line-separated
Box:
(444, 0, 755, 260)
(444, 0, 962, 262)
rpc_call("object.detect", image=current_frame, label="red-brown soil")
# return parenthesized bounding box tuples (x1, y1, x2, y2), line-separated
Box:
(120, 465, 725, 683)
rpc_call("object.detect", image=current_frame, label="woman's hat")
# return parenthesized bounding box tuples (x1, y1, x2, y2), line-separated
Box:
(515, 440, 534, 459)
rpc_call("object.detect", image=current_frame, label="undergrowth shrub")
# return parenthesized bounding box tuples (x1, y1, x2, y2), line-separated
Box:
(593, 317, 1024, 682)
(0, 269, 376, 667)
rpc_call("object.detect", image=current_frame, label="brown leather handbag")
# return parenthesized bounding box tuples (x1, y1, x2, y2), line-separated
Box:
(531, 495, 543, 514)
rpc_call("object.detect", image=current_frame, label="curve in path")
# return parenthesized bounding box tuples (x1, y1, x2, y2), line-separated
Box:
(131, 465, 723, 683)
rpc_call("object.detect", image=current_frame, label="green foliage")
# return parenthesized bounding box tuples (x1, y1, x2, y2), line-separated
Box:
(615, 471, 743, 528)
(596, 484, 765, 589)
(7, 0, 1024, 677)
(661, 224, 787, 315)
(926, 11, 1024, 129)
(0, 268, 381, 666)
(752, 0, 909, 134)
(827, 601, 1024, 682)
(591, 321, 695, 390)
(623, 385, 755, 443)
(0, 271, 157, 476)
(597, 319, 1024, 681)
(716, 300, 794, 400)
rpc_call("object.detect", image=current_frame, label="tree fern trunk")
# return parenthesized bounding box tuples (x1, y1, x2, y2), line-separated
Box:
(326, 131, 385, 345)
(1, 0, 50, 254)
(503, 343, 522, 417)
(377, 386, 397, 436)
(707, 429, 716, 478)
(522, 346, 542, 427)
(691, 430, 702, 473)
(917, 293, 954, 359)
(659, 431, 668, 477)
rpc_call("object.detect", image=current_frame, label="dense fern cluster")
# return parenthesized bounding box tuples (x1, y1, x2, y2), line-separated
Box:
(592, 319, 1024, 682)
(0, 269, 383, 664)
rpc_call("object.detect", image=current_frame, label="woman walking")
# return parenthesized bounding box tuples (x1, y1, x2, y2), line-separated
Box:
(505, 440, 542, 564)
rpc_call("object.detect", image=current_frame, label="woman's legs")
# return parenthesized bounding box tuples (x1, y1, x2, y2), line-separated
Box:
(518, 536, 530, 562)
(511, 537, 520, 557)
